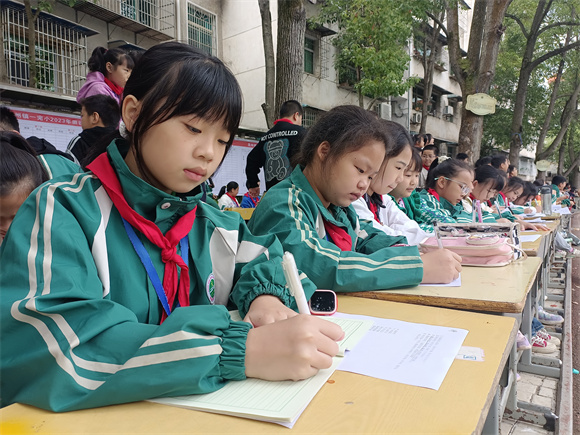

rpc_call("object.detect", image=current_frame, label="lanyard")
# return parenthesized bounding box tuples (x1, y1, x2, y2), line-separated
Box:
(122, 218, 189, 317)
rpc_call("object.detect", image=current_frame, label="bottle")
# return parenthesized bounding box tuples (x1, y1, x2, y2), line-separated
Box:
(540, 185, 552, 215)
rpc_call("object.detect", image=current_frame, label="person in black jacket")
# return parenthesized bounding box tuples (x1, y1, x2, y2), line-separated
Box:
(245, 100, 306, 191)
(66, 95, 120, 165)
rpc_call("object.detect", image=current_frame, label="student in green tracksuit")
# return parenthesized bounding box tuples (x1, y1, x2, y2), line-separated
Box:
(417, 158, 475, 226)
(0, 132, 49, 242)
(248, 106, 462, 292)
(0, 43, 343, 412)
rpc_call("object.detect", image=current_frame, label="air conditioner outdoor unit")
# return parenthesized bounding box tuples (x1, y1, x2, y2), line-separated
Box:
(378, 102, 392, 120)
(443, 105, 454, 116)
(411, 113, 422, 124)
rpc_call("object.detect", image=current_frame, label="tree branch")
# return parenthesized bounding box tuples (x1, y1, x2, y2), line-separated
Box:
(530, 39, 580, 71)
(537, 21, 580, 36)
(505, 13, 529, 39)
(426, 11, 448, 38)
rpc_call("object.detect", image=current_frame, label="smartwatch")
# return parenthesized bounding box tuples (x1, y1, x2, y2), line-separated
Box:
(308, 289, 337, 315)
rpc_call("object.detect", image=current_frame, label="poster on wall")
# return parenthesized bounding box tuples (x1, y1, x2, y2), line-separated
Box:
(10, 107, 82, 152)
(212, 138, 265, 196)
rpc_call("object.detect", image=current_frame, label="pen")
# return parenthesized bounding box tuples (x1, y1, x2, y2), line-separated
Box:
(281, 252, 310, 315)
(434, 223, 444, 249)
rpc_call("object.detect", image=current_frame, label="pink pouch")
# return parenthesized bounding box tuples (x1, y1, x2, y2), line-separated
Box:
(420, 236, 517, 267)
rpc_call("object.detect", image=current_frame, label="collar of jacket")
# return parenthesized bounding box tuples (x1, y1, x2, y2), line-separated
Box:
(105, 139, 202, 227)
(289, 165, 352, 227)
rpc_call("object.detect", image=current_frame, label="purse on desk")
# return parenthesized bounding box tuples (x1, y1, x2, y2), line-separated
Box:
(420, 222, 526, 267)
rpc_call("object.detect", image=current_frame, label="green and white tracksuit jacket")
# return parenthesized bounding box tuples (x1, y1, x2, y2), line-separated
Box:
(417, 189, 475, 225)
(0, 140, 313, 412)
(491, 193, 516, 221)
(247, 166, 423, 292)
(38, 153, 81, 179)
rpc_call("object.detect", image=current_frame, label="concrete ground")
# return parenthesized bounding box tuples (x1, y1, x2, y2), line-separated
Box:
(499, 216, 580, 435)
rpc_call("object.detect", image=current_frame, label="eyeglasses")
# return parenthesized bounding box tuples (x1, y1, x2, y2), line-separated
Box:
(435, 177, 471, 195)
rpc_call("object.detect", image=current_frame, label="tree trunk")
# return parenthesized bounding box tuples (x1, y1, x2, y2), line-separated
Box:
(258, 0, 276, 128)
(24, 0, 38, 89)
(446, 0, 512, 162)
(558, 131, 567, 174)
(275, 0, 305, 112)
(420, 16, 443, 135)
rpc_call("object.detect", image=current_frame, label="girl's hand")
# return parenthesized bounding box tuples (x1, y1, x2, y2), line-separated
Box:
(420, 249, 462, 284)
(245, 315, 344, 381)
(497, 218, 511, 223)
(522, 222, 549, 231)
(244, 294, 297, 327)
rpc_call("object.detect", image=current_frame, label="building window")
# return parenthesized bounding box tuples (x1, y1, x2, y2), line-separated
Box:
(187, 3, 217, 56)
(304, 37, 315, 74)
(302, 107, 323, 128)
(1, 3, 90, 96)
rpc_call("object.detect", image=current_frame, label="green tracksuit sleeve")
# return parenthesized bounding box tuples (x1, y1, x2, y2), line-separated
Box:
(247, 169, 423, 293)
(0, 169, 310, 412)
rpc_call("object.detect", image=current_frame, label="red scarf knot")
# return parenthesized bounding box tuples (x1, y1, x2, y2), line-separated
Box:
(87, 152, 196, 323)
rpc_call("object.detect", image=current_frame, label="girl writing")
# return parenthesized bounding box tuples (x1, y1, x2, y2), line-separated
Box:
(248, 105, 461, 291)
(417, 158, 475, 226)
(461, 165, 505, 223)
(0, 132, 49, 242)
(77, 47, 135, 105)
(0, 43, 343, 412)
(352, 123, 432, 245)
(217, 181, 240, 209)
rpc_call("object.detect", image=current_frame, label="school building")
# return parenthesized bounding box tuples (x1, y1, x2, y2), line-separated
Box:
(0, 0, 535, 174)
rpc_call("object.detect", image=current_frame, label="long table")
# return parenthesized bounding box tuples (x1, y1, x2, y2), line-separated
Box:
(0, 296, 517, 435)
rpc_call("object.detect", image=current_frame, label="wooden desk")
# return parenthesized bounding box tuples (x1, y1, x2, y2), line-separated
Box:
(349, 257, 542, 313)
(224, 207, 254, 220)
(521, 220, 559, 257)
(0, 297, 517, 435)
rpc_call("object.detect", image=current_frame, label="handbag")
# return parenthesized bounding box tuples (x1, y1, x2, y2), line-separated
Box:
(420, 222, 526, 267)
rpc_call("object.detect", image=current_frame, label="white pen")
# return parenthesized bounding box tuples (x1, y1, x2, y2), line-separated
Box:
(281, 252, 310, 315)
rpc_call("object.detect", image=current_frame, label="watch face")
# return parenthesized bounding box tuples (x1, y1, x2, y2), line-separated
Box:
(309, 290, 336, 313)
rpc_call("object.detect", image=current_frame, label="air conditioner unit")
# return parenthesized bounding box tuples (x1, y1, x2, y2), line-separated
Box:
(411, 113, 422, 124)
(378, 102, 392, 120)
(443, 105, 454, 116)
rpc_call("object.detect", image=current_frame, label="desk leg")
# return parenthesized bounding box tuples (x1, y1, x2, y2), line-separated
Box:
(482, 389, 500, 435)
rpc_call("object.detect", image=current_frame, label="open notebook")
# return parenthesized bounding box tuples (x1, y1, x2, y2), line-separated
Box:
(150, 312, 372, 427)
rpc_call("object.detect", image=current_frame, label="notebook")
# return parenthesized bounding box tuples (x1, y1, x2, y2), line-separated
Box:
(150, 313, 372, 427)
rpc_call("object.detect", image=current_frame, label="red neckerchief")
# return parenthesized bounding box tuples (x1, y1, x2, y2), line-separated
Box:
(244, 192, 259, 207)
(226, 192, 240, 207)
(427, 188, 440, 201)
(273, 118, 294, 125)
(368, 201, 380, 223)
(87, 153, 196, 323)
(323, 220, 352, 251)
(499, 191, 510, 206)
(422, 164, 430, 171)
(469, 193, 476, 201)
(104, 77, 124, 97)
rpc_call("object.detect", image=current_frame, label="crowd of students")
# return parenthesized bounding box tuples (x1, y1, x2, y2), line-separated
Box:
(0, 42, 573, 413)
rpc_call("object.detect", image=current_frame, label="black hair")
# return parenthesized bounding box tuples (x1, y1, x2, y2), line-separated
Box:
(246, 179, 259, 190)
(407, 147, 422, 172)
(279, 100, 304, 118)
(413, 133, 425, 146)
(218, 181, 239, 197)
(426, 158, 473, 189)
(456, 152, 469, 161)
(87, 47, 134, 75)
(491, 153, 508, 169)
(425, 133, 433, 144)
(79, 95, 121, 128)
(518, 181, 539, 202)
(533, 178, 545, 186)
(503, 176, 525, 193)
(552, 175, 567, 186)
(507, 164, 517, 176)
(474, 156, 492, 168)
(294, 105, 387, 168)
(0, 132, 49, 196)
(381, 120, 413, 158)
(0, 106, 20, 132)
(83, 43, 243, 182)
(474, 164, 505, 192)
(421, 144, 439, 156)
